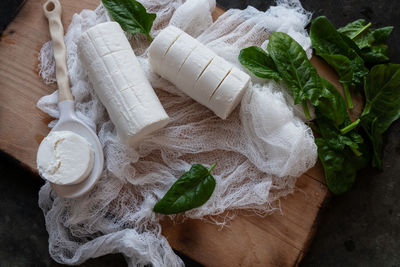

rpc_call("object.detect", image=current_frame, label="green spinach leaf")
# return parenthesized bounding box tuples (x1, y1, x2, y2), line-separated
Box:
(153, 163, 217, 214)
(310, 16, 368, 108)
(359, 26, 393, 64)
(316, 116, 362, 152)
(316, 138, 369, 194)
(337, 19, 372, 47)
(238, 46, 281, 81)
(360, 64, 400, 169)
(362, 45, 390, 64)
(102, 0, 156, 41)
(371, 27, 393, 44)
(338, 20, 393, 65)
(318, 54, 355, 107)
(266, 32, 348, 124)
(340, 33, 363, 54)
(267, 32, 324, 119)
(316, 77, 348, 127)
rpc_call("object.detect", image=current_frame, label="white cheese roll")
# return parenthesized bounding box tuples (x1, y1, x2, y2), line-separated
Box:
(78, 22, 169, 145)
(148, 25, 250, 119)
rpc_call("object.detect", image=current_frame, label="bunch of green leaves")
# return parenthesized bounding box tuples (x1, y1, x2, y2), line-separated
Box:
(239, 28, 400, 194)
(239, 32, 369, 194)
(310, 16, 398, 172)
(310, 16, 369, 109)
(318, 63, 400, 193)
(102, 0, 156, 41)
(153, 163, 217, 214)
(338, 19, 393, 65)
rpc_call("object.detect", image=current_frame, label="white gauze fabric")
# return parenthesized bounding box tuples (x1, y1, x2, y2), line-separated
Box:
(37, 0, 317, 266)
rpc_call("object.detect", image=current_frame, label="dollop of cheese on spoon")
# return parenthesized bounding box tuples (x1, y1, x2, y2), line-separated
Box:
(37, 131, 94, 185)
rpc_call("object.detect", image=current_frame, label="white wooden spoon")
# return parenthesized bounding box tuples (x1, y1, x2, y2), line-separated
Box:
(42, 0, 104, 198)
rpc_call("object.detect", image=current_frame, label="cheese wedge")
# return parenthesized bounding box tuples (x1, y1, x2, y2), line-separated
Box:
(78, 22, 169, 145)
(37, 131, 94, 185)
(148, 26, 250, 119)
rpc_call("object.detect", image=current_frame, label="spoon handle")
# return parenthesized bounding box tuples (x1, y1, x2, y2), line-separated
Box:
(43, 0, 73, 102)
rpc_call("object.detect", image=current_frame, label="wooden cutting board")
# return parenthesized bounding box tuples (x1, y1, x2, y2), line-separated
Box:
(0, 1, 360, 266)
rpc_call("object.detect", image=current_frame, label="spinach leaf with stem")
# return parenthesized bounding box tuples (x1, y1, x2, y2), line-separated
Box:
(153, 163, 217, 215)
(360, 64, 400, 169)
(337, 19, 372, 43)
(318, 54, 354, 108)
(316, 77, 348, 127)
(102, 0, 156, 41)
(316, 138, 370, 194)
(338, 19, 394, 65)
(316, 115, 362, 153)
(267, 32, 324, 119)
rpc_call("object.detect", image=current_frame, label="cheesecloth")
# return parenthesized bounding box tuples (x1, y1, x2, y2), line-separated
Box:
(37, 0, 317, 266)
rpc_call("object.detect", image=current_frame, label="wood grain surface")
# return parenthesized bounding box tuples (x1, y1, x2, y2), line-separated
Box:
(0, 0, 358, 266)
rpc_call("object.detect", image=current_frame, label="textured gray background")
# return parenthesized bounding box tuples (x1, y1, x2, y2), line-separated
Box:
(0, 0, 399, 266)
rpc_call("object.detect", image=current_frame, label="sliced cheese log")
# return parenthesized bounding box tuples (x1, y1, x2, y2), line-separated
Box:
(160, 33, 198, 85)
(210, 67, 250, 119)
(148, 25, 182, 74)
(176, 44, 216, 96)
(148, 26, 250, 119)
(78, 22, 169, 145)
(191, 56, 232, 107)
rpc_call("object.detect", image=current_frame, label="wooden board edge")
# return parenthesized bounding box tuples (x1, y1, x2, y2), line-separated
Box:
(0, 2, 334, 266)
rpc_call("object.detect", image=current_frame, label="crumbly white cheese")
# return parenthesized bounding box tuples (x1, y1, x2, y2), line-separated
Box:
(78, 22, 169, 144)
(37, 131, 94, 185)
(148, 26, 250, 119)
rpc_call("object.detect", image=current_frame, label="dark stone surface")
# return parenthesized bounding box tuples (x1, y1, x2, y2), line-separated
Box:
(1, 0, 399, 266)
(0, 0, 25, 34)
